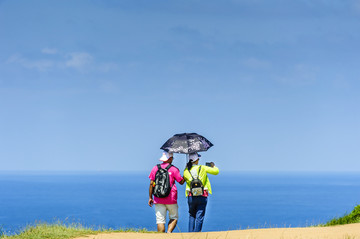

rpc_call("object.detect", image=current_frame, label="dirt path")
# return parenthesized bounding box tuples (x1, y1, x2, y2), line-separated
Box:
(74, 223, 360, 239)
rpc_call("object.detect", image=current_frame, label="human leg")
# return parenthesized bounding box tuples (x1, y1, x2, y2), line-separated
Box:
(187, 196, 197, 232)
(154, 204, 167, 232)
(167, 219, 177, 233)
(166, 204, 179, 233)
(194, 196, 208, 232)
(157, 224, 165, 232)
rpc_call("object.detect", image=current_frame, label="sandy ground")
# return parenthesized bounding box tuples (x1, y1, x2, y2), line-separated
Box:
(74, 223, 360, 239)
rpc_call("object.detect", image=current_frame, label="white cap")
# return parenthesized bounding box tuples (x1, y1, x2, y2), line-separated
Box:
(159, 151, 173, 162)
(189, 153, 201, 162)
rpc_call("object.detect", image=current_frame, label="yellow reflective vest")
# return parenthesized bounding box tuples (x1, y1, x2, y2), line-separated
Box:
(183, 165, 219, 197)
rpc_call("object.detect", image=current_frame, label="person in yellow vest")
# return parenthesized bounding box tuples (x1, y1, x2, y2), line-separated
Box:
(183, 153, 219, 232)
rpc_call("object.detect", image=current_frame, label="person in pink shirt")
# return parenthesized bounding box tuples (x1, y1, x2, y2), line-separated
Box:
(148, 151, 185, 233)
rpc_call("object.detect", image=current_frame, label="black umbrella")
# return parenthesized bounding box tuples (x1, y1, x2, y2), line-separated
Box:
(160, 133, 214, 154)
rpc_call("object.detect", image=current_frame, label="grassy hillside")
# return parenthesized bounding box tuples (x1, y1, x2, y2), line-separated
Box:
(322, 205, 360, 226)
(0, 222, 149, 239)
(2, 205, 360, 238)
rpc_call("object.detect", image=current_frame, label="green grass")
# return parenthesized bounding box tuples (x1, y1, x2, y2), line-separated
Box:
(0, 221, 150, 239)
(2, 205, 360, 239)
(321, 205, 360, 226)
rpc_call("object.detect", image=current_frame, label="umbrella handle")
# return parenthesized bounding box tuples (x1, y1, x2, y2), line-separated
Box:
(186, 154, 189, 168)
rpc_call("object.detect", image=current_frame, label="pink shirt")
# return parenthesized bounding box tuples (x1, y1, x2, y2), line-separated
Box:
(149, 163, 184, 204)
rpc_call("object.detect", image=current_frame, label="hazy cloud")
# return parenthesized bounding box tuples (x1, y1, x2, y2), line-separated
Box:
(169, 26, 201, 36)
(352, 0, 360, 12)
(332, 75, 351, 89)
(41, 48, 58, 55)
(97, 63, 119, 73)
(241, 57, 271, 69)
(276, 64, 318, 86)
(7, 50, 100, 72)
(65, 52, 93, 69)
(7, 54, 54, 71)
(99, 80, 120, 93)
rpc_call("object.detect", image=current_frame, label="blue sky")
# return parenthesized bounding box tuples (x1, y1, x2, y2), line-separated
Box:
(1, 0, 359, 172)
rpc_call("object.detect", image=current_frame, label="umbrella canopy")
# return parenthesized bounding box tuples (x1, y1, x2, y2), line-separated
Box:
(160, 133, 214, 154)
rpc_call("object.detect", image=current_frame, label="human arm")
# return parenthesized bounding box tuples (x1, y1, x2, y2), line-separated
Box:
(182, 171, 191, 196)
(148, 166, 158, 207)
(173, 167, 185, 185)
(148, 180, 154, 207)
(205, 163, 219, 175)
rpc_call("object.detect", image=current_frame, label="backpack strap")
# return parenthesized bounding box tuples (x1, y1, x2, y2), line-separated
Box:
(165, 164, 173, 170)
(164, 164, 175, 188)
(157, 164, 173, 171)
(198, 166, 202, 180)
(188, 165, 201, 180)
(187, 167, 194, 180)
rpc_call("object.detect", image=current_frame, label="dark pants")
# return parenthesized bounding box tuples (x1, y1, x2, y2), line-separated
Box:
(187, 196, 208, 232)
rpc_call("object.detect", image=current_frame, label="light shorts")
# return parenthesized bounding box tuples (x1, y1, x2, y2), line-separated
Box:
(154, 203, 179, 224)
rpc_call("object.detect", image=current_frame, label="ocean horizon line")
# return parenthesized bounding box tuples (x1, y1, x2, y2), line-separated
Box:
(1, 169, 360, 175)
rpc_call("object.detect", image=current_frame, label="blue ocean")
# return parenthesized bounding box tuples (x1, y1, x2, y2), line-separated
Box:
(1, 171, 360, 234)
